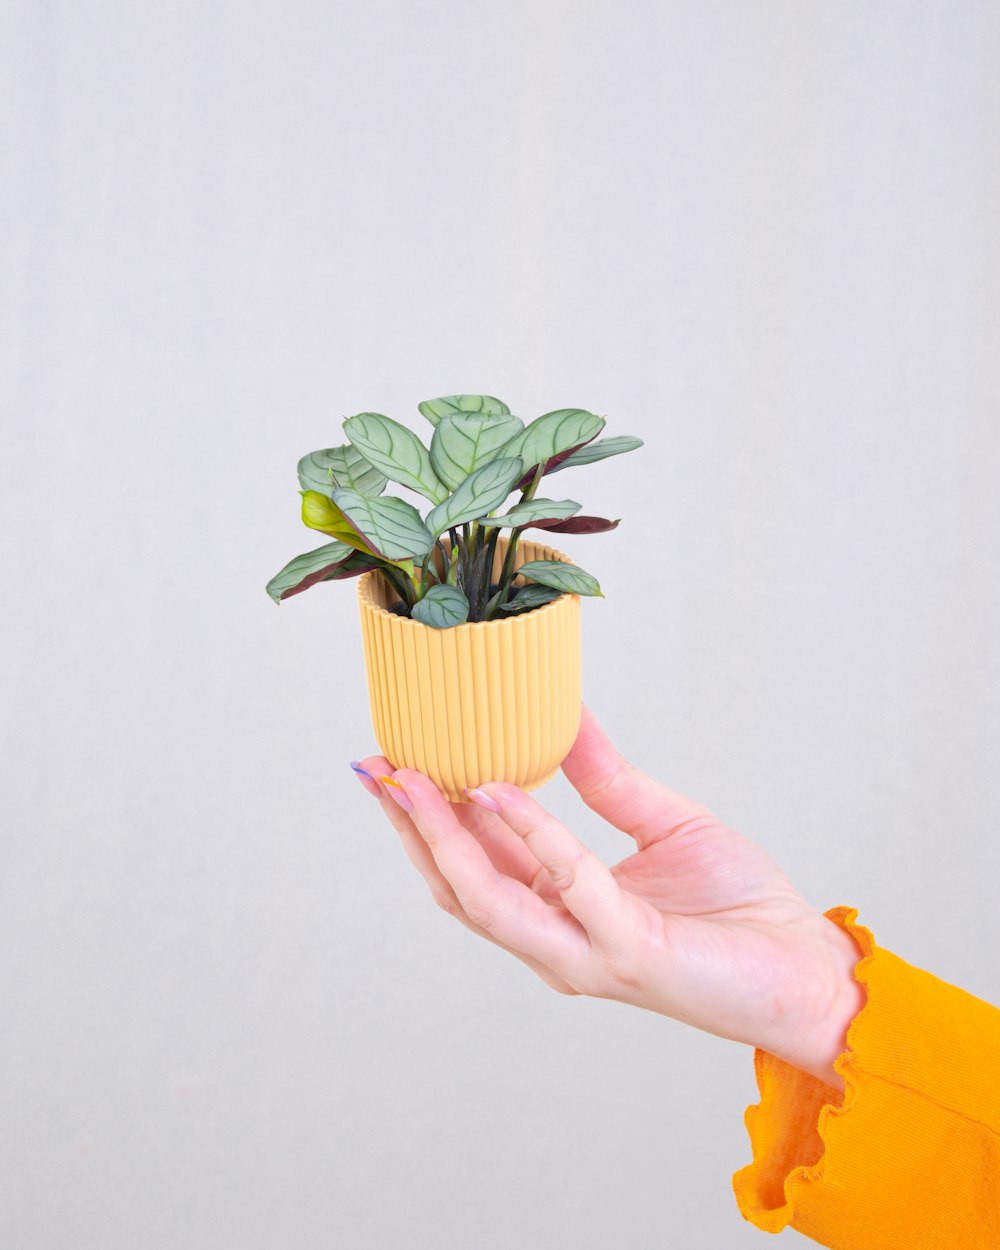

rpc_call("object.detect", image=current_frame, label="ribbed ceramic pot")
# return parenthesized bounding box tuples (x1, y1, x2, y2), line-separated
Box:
(357, 538, 582, 801)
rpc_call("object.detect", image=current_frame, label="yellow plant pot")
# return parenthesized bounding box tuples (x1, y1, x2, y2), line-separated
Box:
(357, 538, 582, 801)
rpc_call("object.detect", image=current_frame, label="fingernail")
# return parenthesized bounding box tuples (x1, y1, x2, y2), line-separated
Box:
(350, 761, 382, 798)
(380, 775, 414, 812)
(464, 787, 501, 813)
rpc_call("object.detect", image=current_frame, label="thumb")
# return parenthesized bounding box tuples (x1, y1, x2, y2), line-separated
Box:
(562, 705, 713, 849)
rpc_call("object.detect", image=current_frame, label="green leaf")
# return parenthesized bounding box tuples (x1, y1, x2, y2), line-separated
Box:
(547, 435, 644, 474)
(266, 540, 355, 603)
(417, 394, 511, 426)
(333, 487, 435, 560)
(480, 498, 581, 528)
(424, 457, 524, 537)
(516, 559, 603, 597)
(297, 444, 388, 498)
(325, 553, 380, 581)
(300, 490, 376, 554)
(411, 584, 470, 628)
(500, 409, 605, 474)
(499, 585, 562, 614)
(429, 412, 525, 490)
(343, 412, 447, 504)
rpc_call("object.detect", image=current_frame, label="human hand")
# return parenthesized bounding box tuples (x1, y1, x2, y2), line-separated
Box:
(352, 706, 863, 1087)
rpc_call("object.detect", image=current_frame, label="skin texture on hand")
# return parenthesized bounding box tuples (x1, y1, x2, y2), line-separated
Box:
(355, 706, 864, 1088)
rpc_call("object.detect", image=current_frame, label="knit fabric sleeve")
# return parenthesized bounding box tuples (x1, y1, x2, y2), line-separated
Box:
(731, 906, 1000, 1248)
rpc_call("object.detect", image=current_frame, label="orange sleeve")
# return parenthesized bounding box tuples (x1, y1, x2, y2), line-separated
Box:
(731, 907, 1000, 1248)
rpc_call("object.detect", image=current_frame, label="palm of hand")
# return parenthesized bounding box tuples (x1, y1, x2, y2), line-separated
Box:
(483, 795, 828, 1051)
(368, 706, 860, 1081)
(605, 819, 841, 1060)
(610, 814, 801, 919)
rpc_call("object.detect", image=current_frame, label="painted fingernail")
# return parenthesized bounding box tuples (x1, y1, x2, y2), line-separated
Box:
(380, 775, 414, 812)
(464, 787, 501, 813)
(350, 761, 382, 798)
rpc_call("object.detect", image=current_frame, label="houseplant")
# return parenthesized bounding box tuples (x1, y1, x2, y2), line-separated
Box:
(267, 395, 642, 799)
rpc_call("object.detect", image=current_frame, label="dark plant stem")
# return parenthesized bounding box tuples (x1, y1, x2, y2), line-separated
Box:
(379, 564, 413, 609)
(434, 539, 451, 585)
(484, 463, 545, 618)
(484, 525, 501, 588)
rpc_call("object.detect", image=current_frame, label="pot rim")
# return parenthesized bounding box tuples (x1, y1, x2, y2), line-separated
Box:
(356, 568, 575, 633)
(356, 538, 579, 634)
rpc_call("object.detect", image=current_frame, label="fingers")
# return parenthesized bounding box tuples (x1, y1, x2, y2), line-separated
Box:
(561, 705, 713, 850)
(386, 769, 591, 973)
(454, 801, 555, 894)
(464, 782, 631, 955)
(351, 756, 577, 993)
(355, 755, 546, 890)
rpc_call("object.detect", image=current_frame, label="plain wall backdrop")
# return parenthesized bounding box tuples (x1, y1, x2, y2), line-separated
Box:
(2, 1, 998, 1247)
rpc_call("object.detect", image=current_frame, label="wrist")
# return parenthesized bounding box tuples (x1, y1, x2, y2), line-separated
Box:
(771, 916, 866, 1089)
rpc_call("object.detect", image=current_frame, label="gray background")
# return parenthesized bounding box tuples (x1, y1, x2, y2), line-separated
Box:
(2, 1, 998, 1247)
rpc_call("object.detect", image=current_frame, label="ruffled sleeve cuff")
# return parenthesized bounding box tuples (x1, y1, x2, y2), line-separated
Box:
(731, 906, 1000, 1247)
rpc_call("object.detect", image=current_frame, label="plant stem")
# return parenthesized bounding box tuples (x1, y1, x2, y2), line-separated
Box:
(484, 525, 500, 588)
(521, 461, 545, 506)
(379, 564, 413, 608)
(420, 549, 438, 594)
(486, 463, 545, 617)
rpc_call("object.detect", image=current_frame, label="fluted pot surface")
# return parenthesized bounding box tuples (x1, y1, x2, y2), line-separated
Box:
(357, 539, 582, 801)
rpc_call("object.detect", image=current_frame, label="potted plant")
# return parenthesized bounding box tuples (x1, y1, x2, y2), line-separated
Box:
(266, 395, 642, 800)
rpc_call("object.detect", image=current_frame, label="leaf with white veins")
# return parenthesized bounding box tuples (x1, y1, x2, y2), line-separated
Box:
(417, 394, 511, 426)
(500, 409, 605, 474)
(344, 412, 447, 503)
(547, 435, 644, 474)
(266, 540, 355, 603)
(297, 444, 388, 497)
(425, 457, 524, 536)
(430, 412, 524, 489)
(516, 559, 603, 597)
(499, 585, 562, 613)
(333, 487, 435, 560)
(480, 498, 582, 528)
(411, 585, 470, 628)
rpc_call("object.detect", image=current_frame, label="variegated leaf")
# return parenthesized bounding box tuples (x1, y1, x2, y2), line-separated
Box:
(517, 559, 603, 597)
(547, 435, 644, 474)
(417, 394, 511, 426)
(480, 497, 581, 528)
(430, 412, 525, 490)
(424, 457, 524, 537)
(500, 409, 605, 475)
(343, 412, 447, 503)
(499, 585, 562, 613)
(332, 487, 435, 560)
(297, 444, 387, 498)
(411, 584, 470, 629)
(266, 540, 355, 603)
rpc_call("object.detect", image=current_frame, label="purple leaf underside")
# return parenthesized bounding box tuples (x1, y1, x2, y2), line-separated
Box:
(280, 555, 373, 600)
(515, 440, 595, 490)
(523, 515, 620, 534)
